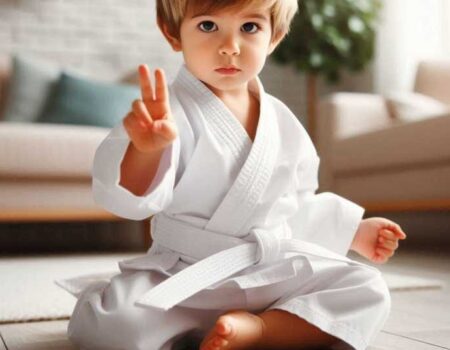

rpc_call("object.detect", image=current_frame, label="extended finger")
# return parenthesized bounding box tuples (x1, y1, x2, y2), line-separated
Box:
(132, 99, 153, 127)
(154, 69, 171, 117)
(138, 64, 154, 102)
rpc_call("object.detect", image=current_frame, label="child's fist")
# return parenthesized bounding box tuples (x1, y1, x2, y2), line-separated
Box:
(350, 217, 407, 264)
(123, 65, 178, 153)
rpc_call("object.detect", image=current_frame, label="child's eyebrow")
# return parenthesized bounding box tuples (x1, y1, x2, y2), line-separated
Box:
(191, 12, 269, 21)
(241, 13, 269, 21)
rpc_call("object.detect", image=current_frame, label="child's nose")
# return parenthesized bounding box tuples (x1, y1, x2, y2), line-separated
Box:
(218, 35, 240, 56)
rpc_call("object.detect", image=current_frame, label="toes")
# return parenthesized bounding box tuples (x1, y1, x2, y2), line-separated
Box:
(217, 315, 238, 339)
(216, 319, 231, 336)
(205, 336, 228, 350)
(200, 331, 229, 350)
(213, 336, 228, 348)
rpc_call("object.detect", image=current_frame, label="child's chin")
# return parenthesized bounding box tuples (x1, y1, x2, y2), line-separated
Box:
(209, 78, 248, 90)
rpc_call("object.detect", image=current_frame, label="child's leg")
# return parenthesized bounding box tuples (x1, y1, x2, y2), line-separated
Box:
(257, 309, 339, 349)
(199, 308, 339, 350)
(201, 261, 390, 350)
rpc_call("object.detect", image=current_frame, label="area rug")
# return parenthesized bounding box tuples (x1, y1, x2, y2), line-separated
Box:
(0, 253, 444, 323)
(0, 253, 139, 324)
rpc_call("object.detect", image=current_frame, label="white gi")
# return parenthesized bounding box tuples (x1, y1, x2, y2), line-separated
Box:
(58, 64, 391, 350)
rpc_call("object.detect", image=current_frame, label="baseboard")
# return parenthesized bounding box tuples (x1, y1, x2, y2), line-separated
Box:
(362, 199, 450, 212)
(0, 220, 148, 254)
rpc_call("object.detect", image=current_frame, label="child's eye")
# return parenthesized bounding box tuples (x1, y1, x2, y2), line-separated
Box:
(198, 21, 217, 32)
(241, 22, 260, 33)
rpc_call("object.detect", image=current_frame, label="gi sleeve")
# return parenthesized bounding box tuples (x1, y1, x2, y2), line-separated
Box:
(92, 122, 180, 220)
(287, 153, 365, 257)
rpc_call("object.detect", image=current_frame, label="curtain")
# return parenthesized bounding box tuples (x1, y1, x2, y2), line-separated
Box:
(374, 0, 450, 94)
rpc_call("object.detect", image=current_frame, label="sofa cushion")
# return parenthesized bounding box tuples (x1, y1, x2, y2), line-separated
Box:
(2, 54, 60, 123)
(385, 91, 450, 122)
(38, 71, 139, 128)
(332, 114, 450, 174)
(0, 123, 109, 178)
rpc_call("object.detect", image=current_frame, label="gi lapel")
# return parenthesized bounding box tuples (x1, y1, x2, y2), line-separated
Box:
(174, 65, 251, 160)
(205, 79, 280, 236)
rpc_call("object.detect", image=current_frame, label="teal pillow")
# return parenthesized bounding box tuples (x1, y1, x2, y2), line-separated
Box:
(3, 53, 60, 123)
(38, 72, 140, 127)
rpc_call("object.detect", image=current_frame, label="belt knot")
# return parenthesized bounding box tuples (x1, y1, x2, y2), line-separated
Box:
(247, 229, 281, 265)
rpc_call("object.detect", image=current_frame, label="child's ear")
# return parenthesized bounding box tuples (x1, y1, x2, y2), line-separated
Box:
(267, 31, 286, 55)
(157, 17, 182, 52)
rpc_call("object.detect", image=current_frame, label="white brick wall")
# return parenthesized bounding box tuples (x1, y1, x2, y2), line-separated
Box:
(0, 0, 372, 128)
(0, 0, 182, 81)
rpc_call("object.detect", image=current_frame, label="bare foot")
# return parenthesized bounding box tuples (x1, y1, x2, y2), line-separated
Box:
(199, 309, 266, 350)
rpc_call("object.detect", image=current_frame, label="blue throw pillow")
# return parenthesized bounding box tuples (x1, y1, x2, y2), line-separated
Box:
(2, 53, 60, 123)
(38, 71, 140, 128)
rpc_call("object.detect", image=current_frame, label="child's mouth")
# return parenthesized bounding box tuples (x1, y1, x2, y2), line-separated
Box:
(215, 68, 241, 75)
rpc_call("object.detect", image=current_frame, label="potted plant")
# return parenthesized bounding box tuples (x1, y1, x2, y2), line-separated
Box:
(272, 0, 382, 142)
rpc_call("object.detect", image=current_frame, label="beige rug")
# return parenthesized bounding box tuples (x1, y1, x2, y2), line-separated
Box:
(0, 253, 139, 324)
(0, 253, 444, 323)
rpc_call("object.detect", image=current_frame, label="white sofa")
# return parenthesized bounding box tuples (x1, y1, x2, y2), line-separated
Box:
(316, 60, 450, 212)
(0, 55, 117, 223)
(0, 123, 113, 222)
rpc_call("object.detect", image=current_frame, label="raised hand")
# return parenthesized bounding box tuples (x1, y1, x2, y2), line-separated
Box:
(123, 64, 178, 153)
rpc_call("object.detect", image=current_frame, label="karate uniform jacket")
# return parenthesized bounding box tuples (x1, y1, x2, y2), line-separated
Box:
(59, 64, 391, 350)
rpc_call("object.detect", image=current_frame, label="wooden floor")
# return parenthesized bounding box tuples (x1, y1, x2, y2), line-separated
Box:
(360, 248, 450, 349)
(1, 248, 449, 350)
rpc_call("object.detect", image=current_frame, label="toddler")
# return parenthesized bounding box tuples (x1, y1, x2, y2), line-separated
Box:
(60, 1, 407, 349)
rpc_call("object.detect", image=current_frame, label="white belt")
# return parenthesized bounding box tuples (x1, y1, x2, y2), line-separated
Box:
(136, 214, 375, 310)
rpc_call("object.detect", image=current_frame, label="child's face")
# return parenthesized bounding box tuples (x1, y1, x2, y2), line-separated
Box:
(164, 4, 280, 95)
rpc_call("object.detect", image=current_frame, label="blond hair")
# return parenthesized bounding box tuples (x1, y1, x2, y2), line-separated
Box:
(157, 0, 298, 41)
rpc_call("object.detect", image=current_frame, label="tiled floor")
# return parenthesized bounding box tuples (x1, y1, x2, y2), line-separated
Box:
(1, 248, 449, 350)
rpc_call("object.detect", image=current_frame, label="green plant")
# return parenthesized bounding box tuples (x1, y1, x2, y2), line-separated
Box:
(273, 0, 382, 82)
(272, 0, 382, 141)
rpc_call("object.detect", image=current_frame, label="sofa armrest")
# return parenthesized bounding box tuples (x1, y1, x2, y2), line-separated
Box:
(318, 92, 393, 140)
(317, 92, 394, 190)
(333, 112, 450, 173)
(414, 60, 450, 106)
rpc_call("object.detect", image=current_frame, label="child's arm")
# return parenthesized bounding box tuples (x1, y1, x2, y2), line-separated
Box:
(119, 142, 164, 196)
(119, 65, 178, 196)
